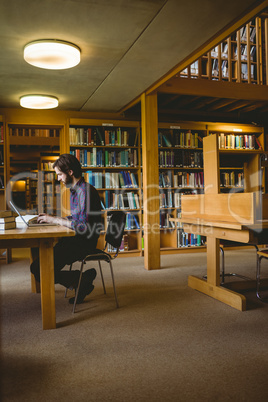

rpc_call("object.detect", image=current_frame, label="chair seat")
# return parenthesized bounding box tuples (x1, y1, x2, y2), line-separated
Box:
(84, 250, 111, 263)
(257, 249, 268, 258)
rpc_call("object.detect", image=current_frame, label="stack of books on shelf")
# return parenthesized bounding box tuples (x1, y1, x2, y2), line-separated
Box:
(218, 133, 262, 150)
(158, 130, 202, 148)
(0, 210, 17, 230)
(69, 127, 138, 147)
(159, 190, 173, 208)
(71, 148, 138, 167)
(220, 171, 244, 188)
(104, 191, 139, 210)
(174, 172, 204, 188)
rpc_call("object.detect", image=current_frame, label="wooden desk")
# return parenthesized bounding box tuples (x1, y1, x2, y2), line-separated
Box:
(170, 216, 268, 311)
(0, 225, 75, 329)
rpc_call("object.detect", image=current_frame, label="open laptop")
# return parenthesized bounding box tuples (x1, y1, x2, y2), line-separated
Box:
(9, 201, 57, 227)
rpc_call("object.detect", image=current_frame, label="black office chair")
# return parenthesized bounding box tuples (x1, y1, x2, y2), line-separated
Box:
(219, 241, 259, 284)
(203, 241, 258, 285)
(65, 211, 126, 313)
(256, 249, 268, 301)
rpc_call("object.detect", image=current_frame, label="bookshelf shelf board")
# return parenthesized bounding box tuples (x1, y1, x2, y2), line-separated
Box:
(9, 136, 59, 146)
(71, 145, 139, 149)
(102, 187, 140, 191)
(81, 166, 139, 170)
(219, 167, 243, 170)
(219, 149, 263, 154)
(159, 166, 203, 170)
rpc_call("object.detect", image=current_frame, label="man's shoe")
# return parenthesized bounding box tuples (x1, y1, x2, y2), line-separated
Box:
(69, 268, 97, 305)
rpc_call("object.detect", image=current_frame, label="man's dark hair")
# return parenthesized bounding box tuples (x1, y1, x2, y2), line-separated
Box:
(53, 154, 82, 178)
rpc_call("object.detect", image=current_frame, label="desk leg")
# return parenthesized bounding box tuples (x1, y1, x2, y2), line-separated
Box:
(39, 239, 56, 330)
(188, 237, 247, 311)
(30, 248, 40, 294)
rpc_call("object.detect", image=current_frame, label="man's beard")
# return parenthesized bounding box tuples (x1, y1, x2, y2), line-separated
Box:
(64, 173, 73, 188)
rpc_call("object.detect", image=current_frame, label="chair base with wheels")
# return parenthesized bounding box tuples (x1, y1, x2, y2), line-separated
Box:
(256, 249, 268, 302)
(65, 211, 126, 313)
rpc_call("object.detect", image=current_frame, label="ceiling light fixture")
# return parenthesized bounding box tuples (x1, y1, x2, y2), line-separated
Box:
(24, 40, 81, 70)
(20, 95, 59, 109)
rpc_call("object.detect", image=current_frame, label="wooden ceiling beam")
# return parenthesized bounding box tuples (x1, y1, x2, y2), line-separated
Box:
(158, 94, 182, 108)
(157, 77, 268, 102)
(208, 99, 238, 111)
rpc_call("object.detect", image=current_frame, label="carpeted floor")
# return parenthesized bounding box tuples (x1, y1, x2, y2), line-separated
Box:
(1, 248, 268, 402)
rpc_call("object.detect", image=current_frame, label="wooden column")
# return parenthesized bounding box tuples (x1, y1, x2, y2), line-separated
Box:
(141, 93, 160, 270)
(203, 134, 220, 284)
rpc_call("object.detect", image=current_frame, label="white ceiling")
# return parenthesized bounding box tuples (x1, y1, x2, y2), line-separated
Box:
(0, 0, 265, 112)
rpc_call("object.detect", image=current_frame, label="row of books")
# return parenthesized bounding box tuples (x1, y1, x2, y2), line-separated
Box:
(174, 171, 204, 188)
(217, 133, 261, 150)
(159, 190, 173, 208)
(158, 130, 203, 148)
(0, 175, 4, 189)
(125, 213, 140, 230)
(159, 171, 204, 188)
(159, 150, 203, 168)
(71, 148, 138, 167)
(177, 231, 205, 248)
(108, 234, 130, 253)
(240, 25, 256, 43)
(159, 189, 200, 209)
(83, 171, 138, 189)
(9, 128, 60, 137)
(69, 127, 138, 147)
(159, 212, 174, 229)
(0, 149, 4, 166)
(104, 191, 140, 210)
(241, 64, 255, 80)
(220, 171, 244, 188)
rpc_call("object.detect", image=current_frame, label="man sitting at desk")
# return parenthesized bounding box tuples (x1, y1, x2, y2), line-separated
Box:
(30, 154, 102, 305)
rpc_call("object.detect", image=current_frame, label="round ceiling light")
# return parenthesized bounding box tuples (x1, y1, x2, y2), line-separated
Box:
(24, 40, 81, 70)
(20, 95, 59, 109)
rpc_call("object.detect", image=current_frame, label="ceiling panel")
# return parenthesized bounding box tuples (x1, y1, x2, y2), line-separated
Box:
(0, 0, 265, 112)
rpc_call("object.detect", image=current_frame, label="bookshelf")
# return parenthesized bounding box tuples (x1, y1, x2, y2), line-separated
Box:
(6, 124, 61, 214)
(68, 118, 142, 257)
(157, 122, 207, 253)
(180, 17, 262, 84)
(158, 121, 265, 254)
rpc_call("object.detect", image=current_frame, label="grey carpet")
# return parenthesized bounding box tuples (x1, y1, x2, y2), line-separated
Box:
(1, 248, 268, 402)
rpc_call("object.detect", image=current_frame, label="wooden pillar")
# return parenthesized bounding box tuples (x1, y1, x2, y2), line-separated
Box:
(203, 134, 220, 283)
(141, 93, 160, 270)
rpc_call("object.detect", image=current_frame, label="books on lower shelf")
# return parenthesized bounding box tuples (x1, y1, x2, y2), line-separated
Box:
(71, 148, 138, 167)
(104, 191, 139, 210)
(83, 171, 138, 189)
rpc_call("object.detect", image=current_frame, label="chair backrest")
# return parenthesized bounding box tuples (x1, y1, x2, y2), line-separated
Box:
(105, 211, 126, 249)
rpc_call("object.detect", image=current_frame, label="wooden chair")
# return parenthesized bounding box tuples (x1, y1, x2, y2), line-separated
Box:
(65, 211, 126, 313)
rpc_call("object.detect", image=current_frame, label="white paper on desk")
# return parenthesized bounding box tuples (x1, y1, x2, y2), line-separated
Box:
(15, 215, 38, 224)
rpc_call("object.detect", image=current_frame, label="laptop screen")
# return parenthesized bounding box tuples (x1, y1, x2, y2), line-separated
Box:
(9, 201, 29, 227)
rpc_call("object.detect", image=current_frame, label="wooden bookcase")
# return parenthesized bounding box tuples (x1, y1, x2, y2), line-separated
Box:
(180, 16, 264, 84)
(6, 124, 62, 214)
(158, 121, 265, 254)
(67, 118, 142, 257)
(1, 115, 265, 261)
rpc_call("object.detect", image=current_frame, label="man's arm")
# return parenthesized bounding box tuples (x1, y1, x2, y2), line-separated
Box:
(37, 213, 73, 228)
